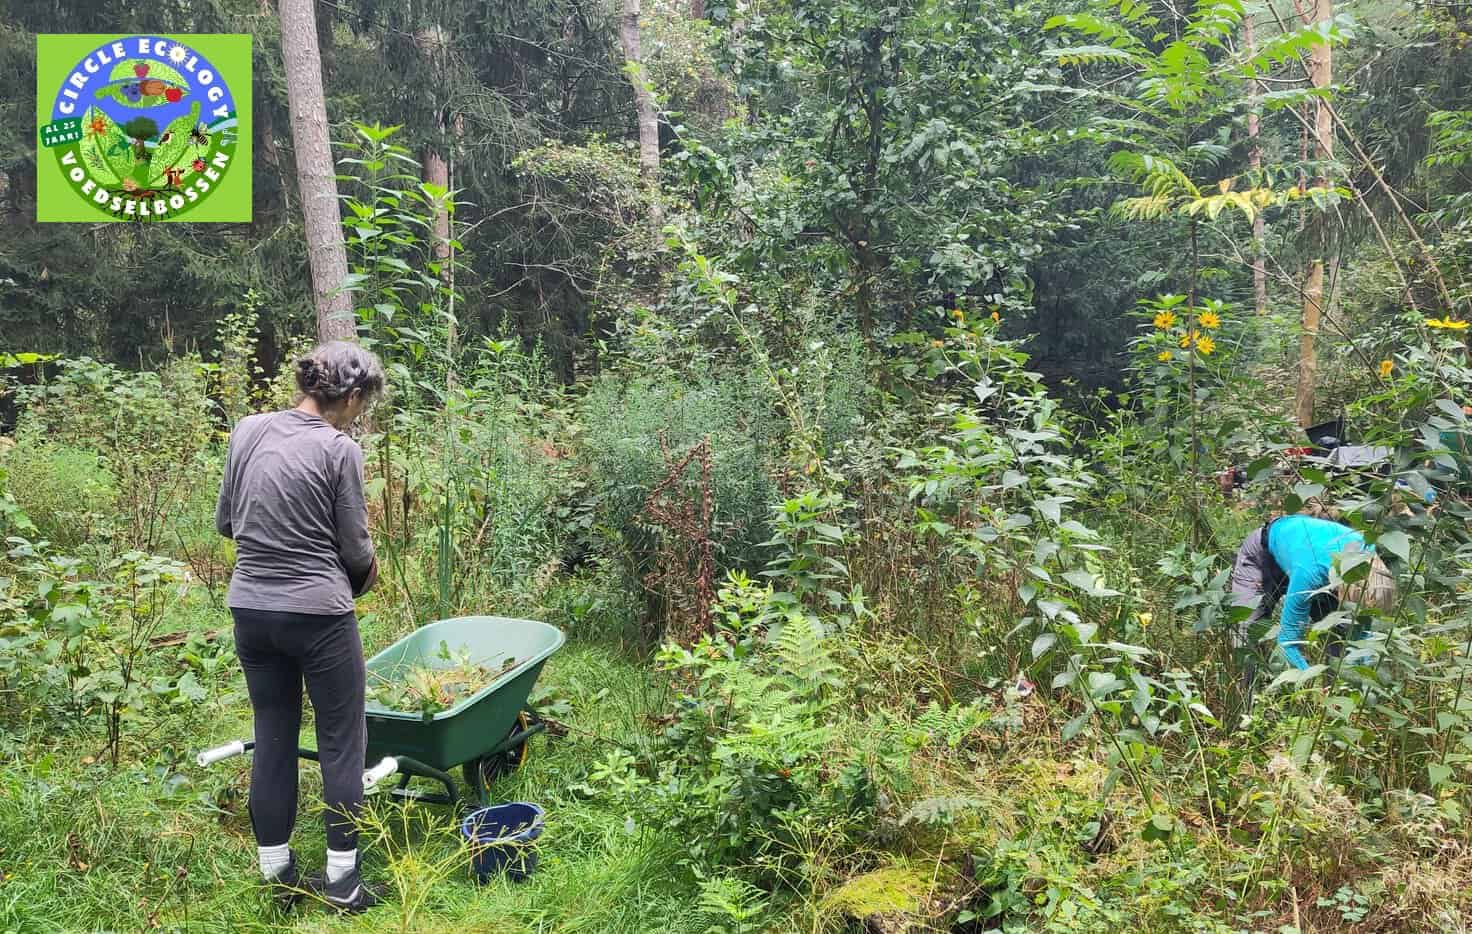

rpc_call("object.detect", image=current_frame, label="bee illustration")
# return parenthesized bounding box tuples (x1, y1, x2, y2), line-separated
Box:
(189, 123, 210, 149)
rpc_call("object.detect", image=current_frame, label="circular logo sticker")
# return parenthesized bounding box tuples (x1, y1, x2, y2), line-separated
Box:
(42, 36, 240, 221)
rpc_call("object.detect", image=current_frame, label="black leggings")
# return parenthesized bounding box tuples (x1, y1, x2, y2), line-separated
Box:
(231, 608, 367, 852)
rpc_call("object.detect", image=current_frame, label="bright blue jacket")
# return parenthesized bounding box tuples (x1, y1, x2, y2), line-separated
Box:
(1266, 516, 1366, 670)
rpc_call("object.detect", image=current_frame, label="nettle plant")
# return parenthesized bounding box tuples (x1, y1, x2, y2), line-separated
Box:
(896, 310, 1219, 833)
(0, 541, 198, 765)
(339, 121, 460, 403)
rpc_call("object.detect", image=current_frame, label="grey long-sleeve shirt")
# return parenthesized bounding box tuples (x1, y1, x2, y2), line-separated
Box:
(216, 409, 376, 615)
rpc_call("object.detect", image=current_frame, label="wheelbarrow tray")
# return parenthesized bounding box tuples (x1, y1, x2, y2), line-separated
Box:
(363, 616, 564, 773)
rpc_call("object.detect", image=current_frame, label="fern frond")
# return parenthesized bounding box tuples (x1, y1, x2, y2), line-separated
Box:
(1108, 151, 1200, 200)
(898, 796, 985, 827)
(1047, 45, 1146, 68)
(1114, 194, 1175, 220)
(773, 611, 842, 699)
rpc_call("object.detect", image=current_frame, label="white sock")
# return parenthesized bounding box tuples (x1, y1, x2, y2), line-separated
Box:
(326, 848, 357, 884)
(258, 843, 291, 880)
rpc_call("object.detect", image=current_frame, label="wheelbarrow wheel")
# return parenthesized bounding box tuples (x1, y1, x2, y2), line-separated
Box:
(463, 711, 538, 804)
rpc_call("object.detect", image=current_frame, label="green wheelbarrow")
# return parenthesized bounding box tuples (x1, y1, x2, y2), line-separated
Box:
(197, 615, 565, 809)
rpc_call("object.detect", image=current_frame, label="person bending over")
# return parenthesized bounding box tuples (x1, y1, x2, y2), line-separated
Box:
(1230, 513, 1396, 671)
(216, 341, 385, 912)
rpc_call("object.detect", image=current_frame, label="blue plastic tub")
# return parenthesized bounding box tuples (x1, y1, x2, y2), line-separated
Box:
(461, 802, 544, 883)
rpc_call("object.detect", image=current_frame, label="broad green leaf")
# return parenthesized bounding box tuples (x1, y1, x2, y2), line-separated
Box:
(1375, 530, 1410, 564)
(1031, 632, 1056, 659)
(1062, 711, 1090, 741)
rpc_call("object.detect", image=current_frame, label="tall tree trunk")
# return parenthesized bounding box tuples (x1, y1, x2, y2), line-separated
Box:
(416, 27, 457, 357)
(1296, 0, 1332, 428)
(1245, 14, 1267, 316)
(316, 0, 335, 70)
(281, 0, 354, 343)
(620, 0, 662, 226)
(424, 145, 451, 271)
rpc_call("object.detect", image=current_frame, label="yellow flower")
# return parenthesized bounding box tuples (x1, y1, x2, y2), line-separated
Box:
(990, 311, 1000, 322)
(1198, 310, 1221, 330)
(1426, 316, 1470, 330)
(930, 339, 944, 348)
(1136, 612, 1152, 629)
(951, 308, 965, 322)
(1153, 310, 1177, 330)
(1157, 350, 1172, 362)
(1179, 330, 1198, 349)
(1196, 335, 1215, 356)
(1378, 359, 1393, 379)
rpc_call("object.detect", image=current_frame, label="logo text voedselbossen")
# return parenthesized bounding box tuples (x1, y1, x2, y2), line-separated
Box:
(37, 35, 251, 222)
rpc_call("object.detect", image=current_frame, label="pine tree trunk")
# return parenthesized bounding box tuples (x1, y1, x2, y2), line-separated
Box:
(258, 0, 291, 219)
(280, 0, 354, 343)
(1245, 14, 1267, 316)
(621, 0, 662, 225)
(416, 27, 457, 356)
(1296, 0, 1332, 428)
(424, 145, 451, 271)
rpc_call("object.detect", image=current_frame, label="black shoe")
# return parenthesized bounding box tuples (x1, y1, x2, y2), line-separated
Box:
(305, 856, 386, 914)
(265, 853, 308, 910)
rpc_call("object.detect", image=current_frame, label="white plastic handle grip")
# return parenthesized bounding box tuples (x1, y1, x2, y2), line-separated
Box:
(196, 740, 247, 767)
(362, 757, 399, 792)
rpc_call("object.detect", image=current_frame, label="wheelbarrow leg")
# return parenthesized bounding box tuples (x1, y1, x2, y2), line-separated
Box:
(384, 756, 458, 807)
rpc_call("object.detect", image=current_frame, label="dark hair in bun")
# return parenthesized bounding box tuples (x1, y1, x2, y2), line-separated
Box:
(294, 341, 385, 407)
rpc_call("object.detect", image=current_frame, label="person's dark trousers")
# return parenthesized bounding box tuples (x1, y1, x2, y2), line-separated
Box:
(231, 608, 368, 852)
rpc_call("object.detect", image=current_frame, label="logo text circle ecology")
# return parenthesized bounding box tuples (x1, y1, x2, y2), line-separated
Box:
(47, 36, 239, 221)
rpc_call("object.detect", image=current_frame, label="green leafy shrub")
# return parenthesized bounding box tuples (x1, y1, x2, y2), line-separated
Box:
(0, 540, 195, 765)
(0, 441, 118, 549)
(15, 357, 214, 554)
(586, 565, 881, 871)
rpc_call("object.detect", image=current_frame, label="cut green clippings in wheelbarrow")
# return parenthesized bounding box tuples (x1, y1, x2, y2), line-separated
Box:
(368, 639, 518, 718)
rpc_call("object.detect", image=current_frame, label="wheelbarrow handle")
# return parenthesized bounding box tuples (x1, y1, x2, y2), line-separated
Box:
(363, 756, 399, 792)
(196, 742, 398, 793)
(196, 739, 255, 767)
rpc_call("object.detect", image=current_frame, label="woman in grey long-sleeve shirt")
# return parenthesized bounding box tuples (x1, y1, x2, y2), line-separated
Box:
(216, 340, 385, 912)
